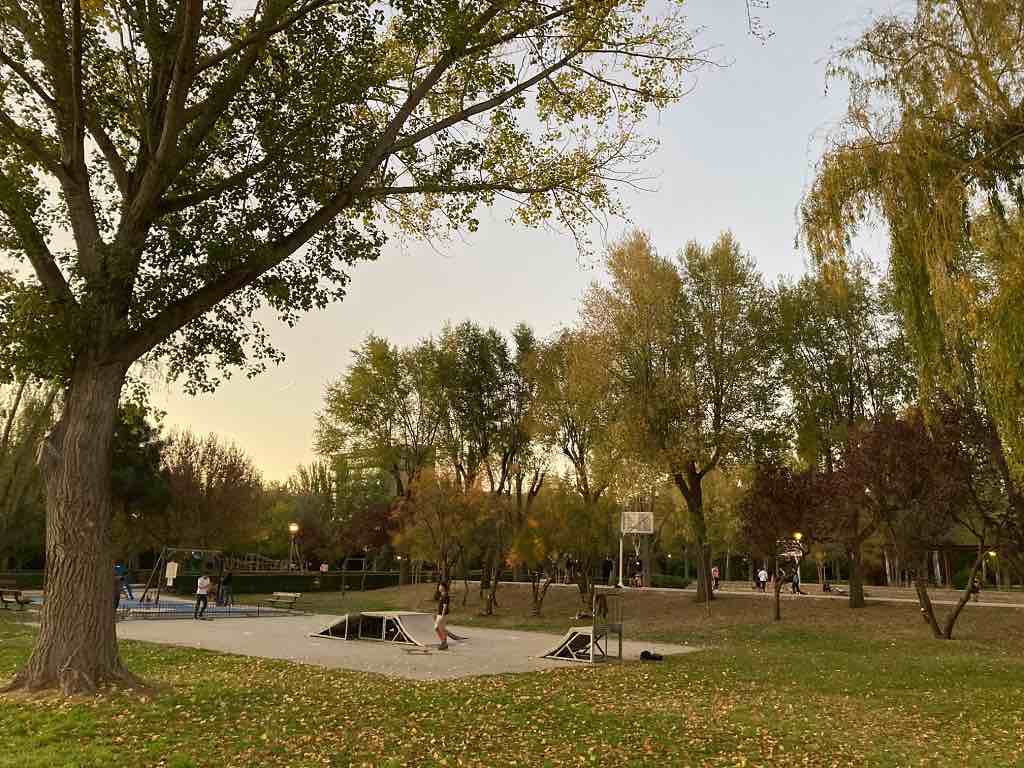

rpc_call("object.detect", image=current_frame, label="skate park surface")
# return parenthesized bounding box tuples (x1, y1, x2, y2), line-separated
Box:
(115, 613, 696, 680)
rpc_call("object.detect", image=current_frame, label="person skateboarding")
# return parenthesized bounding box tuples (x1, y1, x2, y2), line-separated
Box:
(434, 580, 451, 650)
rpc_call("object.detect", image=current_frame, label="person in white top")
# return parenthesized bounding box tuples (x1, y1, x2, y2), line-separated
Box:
(194, 573, 211, 619)
(757, 567, 769, 593)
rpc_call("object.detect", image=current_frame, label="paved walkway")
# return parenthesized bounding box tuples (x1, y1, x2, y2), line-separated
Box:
(493, 580, 1024, 609)
(682, 581, 1024, 609)
(115, 614, 697, 681)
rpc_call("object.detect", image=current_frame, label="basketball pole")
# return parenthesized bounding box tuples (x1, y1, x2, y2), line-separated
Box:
(617, 533, 625, 588)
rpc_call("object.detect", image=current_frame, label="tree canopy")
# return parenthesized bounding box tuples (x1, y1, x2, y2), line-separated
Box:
(0, 0, 707, 389)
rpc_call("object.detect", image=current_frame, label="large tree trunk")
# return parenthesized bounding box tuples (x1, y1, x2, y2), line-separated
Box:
(848, 547, 866, 609)
(913, 574, 944, 639)
(4, 361, 136, 694)
(675, 469, 712, 603)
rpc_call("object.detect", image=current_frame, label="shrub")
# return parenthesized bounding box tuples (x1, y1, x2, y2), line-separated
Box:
(650, 574, 691, 589)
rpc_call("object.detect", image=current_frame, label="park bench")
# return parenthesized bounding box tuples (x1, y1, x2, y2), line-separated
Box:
(266, 592, 301, 610)
(0, 588, 31, 610)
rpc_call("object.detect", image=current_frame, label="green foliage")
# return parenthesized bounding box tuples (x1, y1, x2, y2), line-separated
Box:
(775, 259, 916, 470)
(317, 335, 443, 498)
(585, 230, 779, 475)
(648, 573, 690, 589)
(512, 478, 615, 572)
(393, 476, 489, 577)
(801, 0, 1024, 485)
(534, 328, 619, 503)
(0, 0, 705, 389)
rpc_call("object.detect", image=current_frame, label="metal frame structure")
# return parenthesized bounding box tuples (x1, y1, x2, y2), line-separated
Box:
(139, 546, 225, 605)
(542, 587, 624, 663)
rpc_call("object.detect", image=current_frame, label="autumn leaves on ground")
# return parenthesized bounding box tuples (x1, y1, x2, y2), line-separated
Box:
(3, 585, 1024, 768)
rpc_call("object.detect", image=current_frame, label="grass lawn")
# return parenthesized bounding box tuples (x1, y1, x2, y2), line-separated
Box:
(2, 585, 1023, 767)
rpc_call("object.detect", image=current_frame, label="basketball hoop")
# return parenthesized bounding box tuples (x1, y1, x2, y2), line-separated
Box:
(618, 496, 655, 588)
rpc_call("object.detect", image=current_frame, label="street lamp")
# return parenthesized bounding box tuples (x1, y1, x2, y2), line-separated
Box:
(793, 531, 803, 542)
(288, 522, 301, 570)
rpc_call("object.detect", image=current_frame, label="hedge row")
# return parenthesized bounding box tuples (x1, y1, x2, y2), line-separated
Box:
(167, 570, 403, 596)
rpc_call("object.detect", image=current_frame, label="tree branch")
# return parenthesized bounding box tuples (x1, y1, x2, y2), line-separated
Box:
(157, 156, 274, 214)
(83, 109, 132, 197)
(361, 178, 573, 197)
(151, 0, 205, 180)
(0, 48, 57, 108)
(0, 109, 67, 180)
(0, 168, 76, 304)
(194, 0, 337, 74)
(389, 46, 584, 155)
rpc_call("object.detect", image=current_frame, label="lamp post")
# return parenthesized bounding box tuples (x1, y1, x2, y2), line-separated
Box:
(288, 522, 300, 571)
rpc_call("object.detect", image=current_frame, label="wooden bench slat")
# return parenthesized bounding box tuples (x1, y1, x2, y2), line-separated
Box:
(265, 591, 301, 610)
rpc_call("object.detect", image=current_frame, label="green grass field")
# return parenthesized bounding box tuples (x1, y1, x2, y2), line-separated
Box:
(2, 585, 1023, 767)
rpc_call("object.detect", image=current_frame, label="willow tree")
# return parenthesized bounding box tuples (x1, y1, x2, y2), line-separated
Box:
(802, 0, 1024, 581)
(0, 0, 706, 693)
(584, 231, 777, 602)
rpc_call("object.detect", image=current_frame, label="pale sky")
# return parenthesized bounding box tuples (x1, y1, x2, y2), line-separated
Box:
(149, 0, 901, 481)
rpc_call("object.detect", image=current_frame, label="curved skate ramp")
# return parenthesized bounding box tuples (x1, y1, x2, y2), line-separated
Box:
(310, 611, 441, 647)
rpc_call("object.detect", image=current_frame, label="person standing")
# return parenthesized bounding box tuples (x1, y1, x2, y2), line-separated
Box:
(434, 580, 451, 650)
(218, 571, 234, 607)
(792, 566, 806, 595)
(115, 561, 134, 600)
(601, 557, 614, 586)
(711, 565, 720, 591)
(194, 572, 211, 619)
(757, 567, 768, 593)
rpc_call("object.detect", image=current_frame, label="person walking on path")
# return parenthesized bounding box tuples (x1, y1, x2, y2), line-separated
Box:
(757, 567, 768, 593)
(434, 580, 451, 650)
(218, 571, 234, 607)
(711, 566, 720, 591)
(971, 576, 982, 602)
(194, 573, 211, 619)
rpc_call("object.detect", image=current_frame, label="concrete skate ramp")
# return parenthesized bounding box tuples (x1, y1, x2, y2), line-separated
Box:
(309, 613, 354, 640)
(310, 611, 438, 647)
(541, 622, 621, 663)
